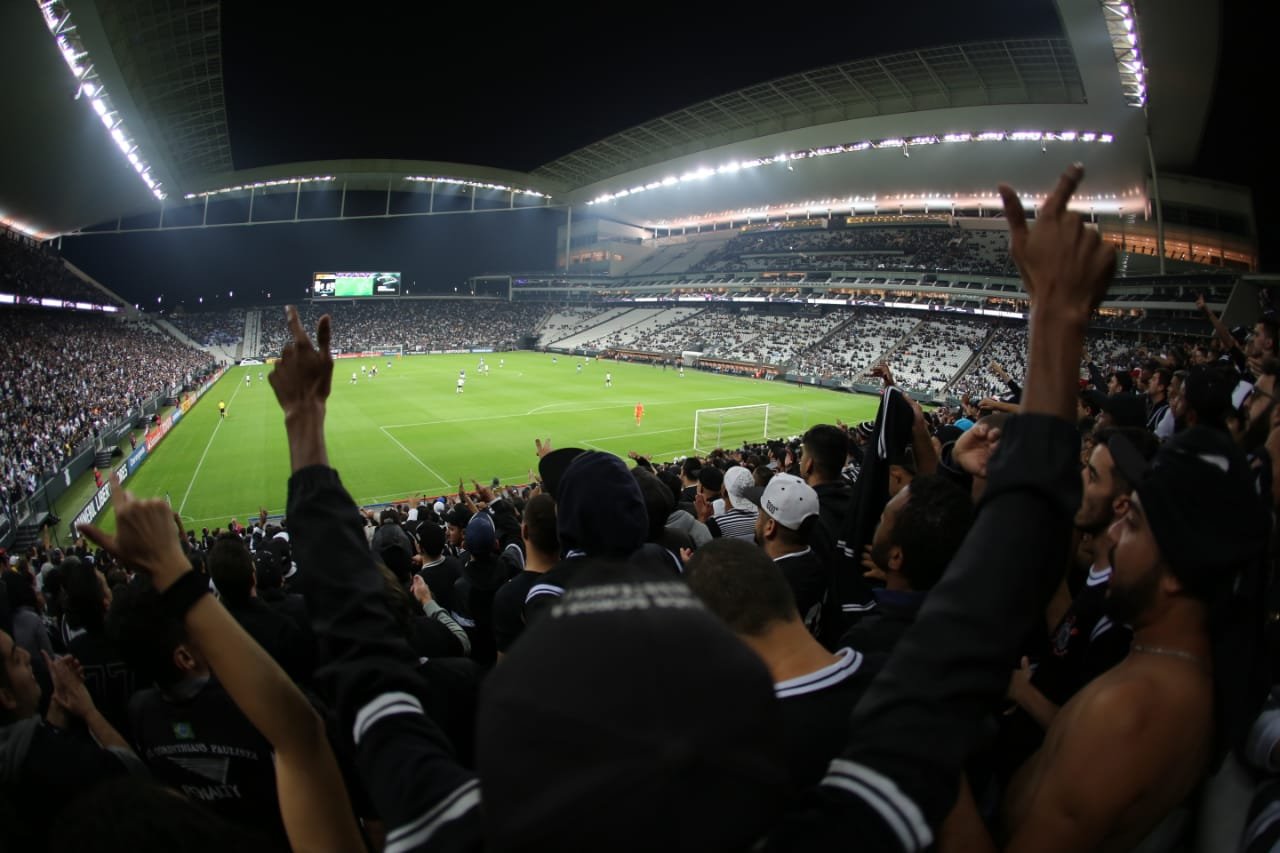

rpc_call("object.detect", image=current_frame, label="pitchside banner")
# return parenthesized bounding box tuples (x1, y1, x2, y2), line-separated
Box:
(71, 367, 226, 537)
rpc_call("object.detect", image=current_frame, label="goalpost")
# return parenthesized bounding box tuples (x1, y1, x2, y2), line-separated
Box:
(693, 404, 792, 454)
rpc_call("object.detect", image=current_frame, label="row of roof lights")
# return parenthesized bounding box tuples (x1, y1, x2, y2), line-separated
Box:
(1101, 1, 1146, 107)
(404, 176, 549, 198)
(183, 176, 337, 200)
(38, 1, 166, 201)
(183, 175, 551, 201)
(586, 131, 1114, 205)
(647, 186, 1146, 229)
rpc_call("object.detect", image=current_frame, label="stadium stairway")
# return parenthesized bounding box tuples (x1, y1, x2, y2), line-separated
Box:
(877, 319, 926, 368)
(944, 328, 997, 396)
(151, 317, 201, 350)
(241, 310, 262, 359)
(12, 520, 43, 553)
(545, 307, 636, 349)
(781, 312, 865, 372)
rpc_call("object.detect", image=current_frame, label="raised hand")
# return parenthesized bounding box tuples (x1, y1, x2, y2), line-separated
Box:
(410, 574, 433, 605)
(999, 164, 1115, 328)
(534, 438, 553, 458)
(79, 473, 189, 591)
(43, 651, 97, 719)
(952, 421, 1002, 479)
(268, 306, 333, 418)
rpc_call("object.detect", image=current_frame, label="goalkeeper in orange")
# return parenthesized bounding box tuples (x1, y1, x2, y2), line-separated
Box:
(634, 402, 644, 427)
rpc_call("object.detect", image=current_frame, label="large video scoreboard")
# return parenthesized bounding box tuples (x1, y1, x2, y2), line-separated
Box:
(312, 271, 401, 298)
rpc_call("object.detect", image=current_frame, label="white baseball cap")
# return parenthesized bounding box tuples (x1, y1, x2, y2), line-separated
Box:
(740, 474, 819, 531)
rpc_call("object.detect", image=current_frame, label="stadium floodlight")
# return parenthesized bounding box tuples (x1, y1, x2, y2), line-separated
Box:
(943, 133, 972, 143)
(38, 1, 166, 202)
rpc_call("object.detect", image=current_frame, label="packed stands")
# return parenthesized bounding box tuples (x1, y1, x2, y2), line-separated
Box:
(692, 223, 1019, 276)
(0, 309, 216, 511)
(0, 233, 106, 303)
(791, 312, 919, 380)
(257, 299, 549, 356)
(162, 308, 246, 348)
(889, 316, 992, 393)
(949, 324, 1029, 399)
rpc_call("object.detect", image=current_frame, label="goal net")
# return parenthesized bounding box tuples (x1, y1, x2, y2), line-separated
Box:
(693, 404, 792, 454)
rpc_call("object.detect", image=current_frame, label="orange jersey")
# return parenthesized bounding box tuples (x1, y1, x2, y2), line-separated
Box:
(634, 405, 644, 417)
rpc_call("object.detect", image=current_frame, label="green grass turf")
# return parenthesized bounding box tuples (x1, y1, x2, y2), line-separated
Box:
(77, 352, 882, 534)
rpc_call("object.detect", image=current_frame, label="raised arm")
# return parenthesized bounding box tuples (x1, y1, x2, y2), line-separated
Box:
(81, 479, 363, 852)
(268, 307, 482, 849)
(1196, 293, 1240, 353)
(767, 165, 1113, 852)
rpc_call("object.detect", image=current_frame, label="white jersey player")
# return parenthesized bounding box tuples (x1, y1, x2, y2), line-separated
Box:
(351, 372, 358, 384)
(456, 371, 466, 394)
(605, 372, 612, 388)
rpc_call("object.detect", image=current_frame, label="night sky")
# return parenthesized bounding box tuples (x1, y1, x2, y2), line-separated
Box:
(220, 1, 1065, 173)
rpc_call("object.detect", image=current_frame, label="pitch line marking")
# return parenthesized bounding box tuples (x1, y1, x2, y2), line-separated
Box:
(178, 375, 244, 516)
(385, 395, 748, 431)
(378, 427, 451, 489)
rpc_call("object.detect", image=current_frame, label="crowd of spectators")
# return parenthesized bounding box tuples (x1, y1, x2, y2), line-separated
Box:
(161, 309, 246, 348)
(2, 167, 1279, 853)
(693, 224, 1019, 277)
(0, 310, 216, 515)
(950, 324, 1030, 399)
(257, 300, 549, 356)
(889, 316, 991, 393)
(791, 312, 919, 380)
(0, 235, 105, 304)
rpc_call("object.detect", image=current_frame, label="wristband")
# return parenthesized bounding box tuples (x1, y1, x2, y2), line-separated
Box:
(161, 570, 210, 619)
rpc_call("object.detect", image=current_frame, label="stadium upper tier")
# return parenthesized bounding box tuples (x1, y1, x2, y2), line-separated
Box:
(1, 235, 109, 304)
(689, 223, 1017, 277)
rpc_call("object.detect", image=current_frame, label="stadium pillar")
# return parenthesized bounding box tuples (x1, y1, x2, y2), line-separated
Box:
(294, 183, 301, 221)
(564, 206, 572, 272)
(1145, 132, 1166, 275)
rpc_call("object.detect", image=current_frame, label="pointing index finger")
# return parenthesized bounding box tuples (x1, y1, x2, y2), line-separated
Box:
(1043, 162, 1085, 217)
(997, 183, 1027, 237)
(286, 305, 310, 349)
(316, 314, 331, 354)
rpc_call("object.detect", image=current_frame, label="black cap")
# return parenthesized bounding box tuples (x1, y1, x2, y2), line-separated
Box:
(477, 569, 788, 852)
(538, 447, 586, 499)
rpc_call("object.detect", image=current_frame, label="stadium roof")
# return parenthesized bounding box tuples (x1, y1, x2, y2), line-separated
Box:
(0, 0, 1221, 239)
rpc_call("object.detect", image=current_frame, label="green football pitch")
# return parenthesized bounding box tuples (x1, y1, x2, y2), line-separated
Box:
(81, 352, 882, 533)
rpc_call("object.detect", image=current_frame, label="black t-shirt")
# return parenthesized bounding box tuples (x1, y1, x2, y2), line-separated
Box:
(773, 548, 826, 632)
(420, 556, 464, 613)
(129, 678, 287, 847)
(66, 628, 136, 739)
(775, 647, 874, 789)
(492, 571, 544, 654)
(224, 599, 315, 684)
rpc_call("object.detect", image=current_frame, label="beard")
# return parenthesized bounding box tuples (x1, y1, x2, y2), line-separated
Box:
(1103, 546, 1161, 625)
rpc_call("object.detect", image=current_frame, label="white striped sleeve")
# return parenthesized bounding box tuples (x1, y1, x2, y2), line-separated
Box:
(384, 778, 482, 853)
(821, 759, 932, 852)
(353, 691, 425, 745)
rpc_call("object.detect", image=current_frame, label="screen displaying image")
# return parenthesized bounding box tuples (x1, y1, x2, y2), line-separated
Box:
(312, 272, 401, 298)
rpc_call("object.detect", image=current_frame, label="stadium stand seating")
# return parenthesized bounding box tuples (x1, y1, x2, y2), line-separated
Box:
(257, 300, 549, 356)
(0, 233, 107, 303)
(163, 309, 247, 348)
(0, 309, 215, 512)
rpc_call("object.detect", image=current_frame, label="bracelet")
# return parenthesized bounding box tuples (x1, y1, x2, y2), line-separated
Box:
(161, 570, 210, 619)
